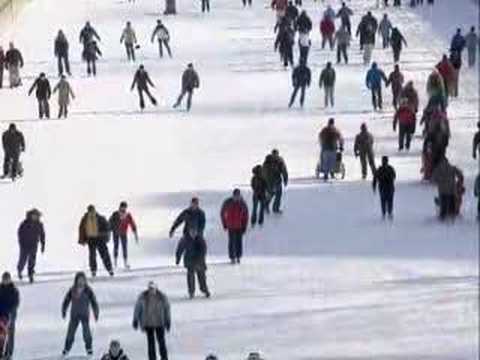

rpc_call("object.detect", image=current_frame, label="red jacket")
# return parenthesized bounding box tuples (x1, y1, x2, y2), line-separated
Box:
(436, 60, 454, 84)
(394, 105, 416, 128)
(109, 211, 137, 235)
(320, 18, 335, 36)
(221, 198, 249, 231)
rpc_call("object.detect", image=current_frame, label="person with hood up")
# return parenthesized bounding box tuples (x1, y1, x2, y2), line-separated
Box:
(250, 164, 268, 226)
(133, 282, 171, 360)
(320, 15, 335, 50)
(61, 272, 99, 358)
(262, 149, 288, 213)
(170, 198, 210, 299)
(17, 209, 45, 283)
(319, 62, 336, 108)
(393, 99, 416, 151)
(0, 272, 20, 360)
(151, 20, 172, 58)
(120, 21, 138, 62)
(335, 25, 350, 64)
(336, 2, 353, 35)
(366, 62, 388, 111)
(288, 61, 311, 108)
(372, 156, 396, 220)
(354, 123, 376, 179)
(318, 118, 344, 181)
(109, 201, 138, 269)
(28, 72, 52, 119)
(101, 340, 130, 360)
(131, 65, 157, 110)
(390, 27, 407, 63)
(2, 123, 25, 181)
(221, 189, 249, 264)
(54, 30, 71, 76)
(173, 63, 200, 111)
(378, 14, 392, 49)
(465, 26, 478, 67)
(53, 75, 75, 119)
(386, 64, 404, 110)
(4, 42, 23, 88)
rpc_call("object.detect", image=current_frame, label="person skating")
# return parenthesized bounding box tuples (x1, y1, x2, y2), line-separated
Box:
(320, 15, 335, 50)
(0, 46, 4, 89)
(335, 25, 350, 64)
(4, 43, 23, 88)
(298, 32, 311, 64)
(393, 99, 416, 151)
(78, 205, 114, 278)
(336, 2, 353, 35)
(151, 20, 172, 58)
(263, 149, 288, 213)
(54, 30, 71, 76)
(109, 202, 138, 269)
(372, 156, 396, 220)
(17, 209, 45, 283)
(61, 272, 99, 357)
(120, 21, 138, 62)
(83, 40, 102, 77)
(390, 27, 407, 63)
(366, 62, 388, 111)
(79, 22, 101, 49)
(131, 65, 158, 110)
(354, 123, 376, 179)
(378, 14, 392, 49)
(474, 173, 480, 220)
(432, 157, 464, 221)
(288, 61, 311, 108)
(170, 198, 210, 299)
(53, 75, 75, 119)
(250, 164, 268, 226)
(221, 189, 249, 264)
(101, 340, 130, 360)
(133, 282, 171, 360)
(465, 26, 478, 68)
(386, 64, 404, 110)
(472, 121, 480, 169)
(319, 62, 336, 108)
(356, 11, 378, 52)
(296, 10, 312, 35)
(0, 272, 20, 360)
(275, 24, 294, 68)
(28, 73, 52, 119)
(2, 123, 25, 181)
(173, 63, 200, 111)
(318, 118, 344, 181)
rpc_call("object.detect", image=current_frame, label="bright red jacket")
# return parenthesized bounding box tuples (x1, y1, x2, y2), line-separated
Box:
(221, 198, 249, 231)
(109, 211, 137, 235)
(394, 105, 416, 128)
(320, 18, 335, 36)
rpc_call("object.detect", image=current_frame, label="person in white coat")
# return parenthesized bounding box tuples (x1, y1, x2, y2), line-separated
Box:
(120, 22, 138, 62)
(53, 75, 75, 119)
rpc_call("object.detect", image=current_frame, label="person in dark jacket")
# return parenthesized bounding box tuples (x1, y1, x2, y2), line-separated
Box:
(366, 62, 388, 111)
(263, 149, 288, 213)
(83, 41, 102, 76)
(275, 25, 294, 68)
(450, 28, 466, 55)
(78, 205, 114, 277)
(173, 63, 200, 111)
(356, 11, 378, 51)
(472, 121, 480, 168)
(393, 100, 416, 151)
(109, 202, 138, 269)
(133, 282, 171, 360)
(28, 73, 52, 119)
(79, 21, 101, 49)
(432, 157, 464, 221)
(4, 42, 23, 88)
(131, 65, 157, 110)
(250, 165, 268, 226)
(390, 27, 407, 63)
(285, 1, 298, 23)
(288, 61, 311, 108)
(101, 340, 130, 360)
(0, 46, 4, 89)
(354, 123, 376, 179)
(318, 118, 344, 180)
(386, 64, 404, 110)
(2, 123, 25, 181)
(296, 10, 312, 34)
(54, 30, 71, 76)
(336, 2, 353, 35)
(17, 209, 45, 283)
(170, 198, 210, 298)
(319, 62, 336, 108)
(62, 272, 99, 357)
(0, 272, 20, 359)
(221, 189, 249, 264)
(151, 20, 172, 58)
(372, 156, 396, 220)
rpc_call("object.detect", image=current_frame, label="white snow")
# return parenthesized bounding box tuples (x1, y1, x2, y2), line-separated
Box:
(0, 0, 478, 358)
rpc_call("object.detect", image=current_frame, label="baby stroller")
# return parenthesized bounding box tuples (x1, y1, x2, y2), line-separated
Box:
(315, 150, 346, 180)
(0, 316, 10, 360)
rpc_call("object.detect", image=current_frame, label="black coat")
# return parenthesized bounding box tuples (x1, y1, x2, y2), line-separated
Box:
(5, 48, 23, 68)
(175, 234, 207, 270)
(373, 165, 396, 193)
(79, 26, 100, 45)
(390, 29, 407, 50)
(251, 172, 268, 199)
(0, 283, 20, 318)
(18, 219, 45, 250)
(78, 213, 110, 245)
(285, 4, 299, 22)
(55, 36, 69, 57)
(296, 13, 312, 33)
(83, 42, 102, 61)
(170, 208, 206, 238)
(131, 69, 154, 90)
(181, 68, 200, 91)
(29, 77, 51, 99)
(292, 64, 311, 87)
(2, 129, 25, 155)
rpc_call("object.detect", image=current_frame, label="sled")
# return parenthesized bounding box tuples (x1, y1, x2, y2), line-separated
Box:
(315, 151, 346, 180)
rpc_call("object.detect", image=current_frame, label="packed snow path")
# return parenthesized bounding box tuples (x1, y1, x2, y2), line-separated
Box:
(0, 0, 478, 358)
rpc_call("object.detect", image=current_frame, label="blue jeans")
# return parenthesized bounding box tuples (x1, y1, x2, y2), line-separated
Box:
(272, 184, 283, 213)
(113, 233, 128, 261)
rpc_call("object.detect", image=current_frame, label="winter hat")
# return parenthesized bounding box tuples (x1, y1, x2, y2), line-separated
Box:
(28, 208, 42, 218)
(233, 188, 241, 196)
(120, 201, 128, 209)
(247, 352, 263, 360)
(206, 355, 218, 360)
(148, 281, 157, 290)
(328, 118, 335, 126)
(87, 204, 95, 212)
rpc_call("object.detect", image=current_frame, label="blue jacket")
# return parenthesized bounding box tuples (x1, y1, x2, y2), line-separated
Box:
(450, 34, 466, 53)
(366, 66, 387, 90)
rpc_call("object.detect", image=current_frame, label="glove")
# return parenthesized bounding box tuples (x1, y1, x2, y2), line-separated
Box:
(133, 320, 138, 330)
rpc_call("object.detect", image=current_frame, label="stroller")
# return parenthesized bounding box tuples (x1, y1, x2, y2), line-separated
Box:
(315, 150, 346, 180)
(0, 316, 10, 359)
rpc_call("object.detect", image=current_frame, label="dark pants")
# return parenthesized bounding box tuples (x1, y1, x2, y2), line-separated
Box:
(477, 198, 480, 220)
(242, 0, 252, 6)
(158, 40, 172, 58)
(64, 316, 92, 353)
(439, 194, 456, 220)
(371, 87, 383, 110)
(125, 43, 136, 61)
(322, 35, 334, 50)
(341, 20, 351, 35)
(37, 98, 50, 119)
(399, 124, 414, 150)
(359, 151, 376, 178)
(3, 152, 19, 178)
(228, 230, 243, 261)
(58, 104, 69, 118)
(187, 268, 209, 297)
(57, 54, 71, 76)
(145, 327, 168, 360)
(86, 60, 97, 76)
(282, 47, 293, 67)
(201, 0, 210, 12)
(392, 46, 401, 63)
(382, 34, 390, 49)
(299, 45, 310, 65)
(113, 233, 128, 261)
(17, 245, 37, 276)
(175, 89, 193, 111)
(0, 65, 4, 88)
(138, 87, 157, 109)
(3, 312, 16, 357)
(289, 85, 306, 107)
(272, 183, 283, 213)
(251, 195, 265, 225)
(392, 87, 401, 110)
(379, 189, 394, 217)
(87, 237, 113, 273)
(337, 44, 348, 64)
